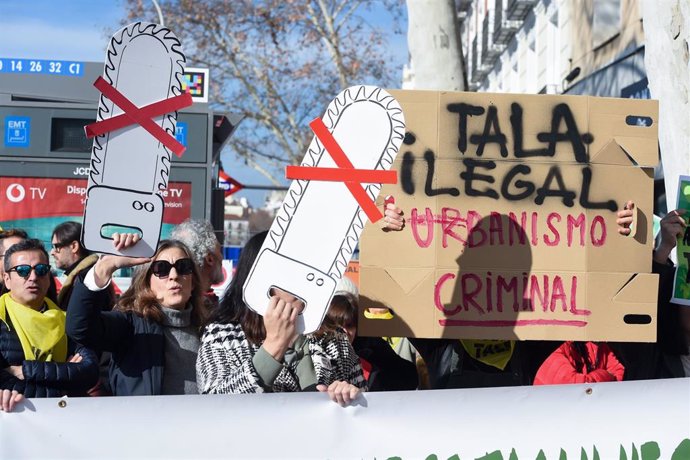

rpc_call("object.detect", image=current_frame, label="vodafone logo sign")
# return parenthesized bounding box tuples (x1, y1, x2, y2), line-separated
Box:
(6, 184, 25, 203)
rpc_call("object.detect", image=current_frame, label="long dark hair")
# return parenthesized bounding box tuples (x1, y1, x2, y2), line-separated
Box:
(52, 221, 91, 258)
(210, 231, 267, 345)
(117, 239, 207, 330)
(315, 293, 358, 339)
(572, 341, 600, 373)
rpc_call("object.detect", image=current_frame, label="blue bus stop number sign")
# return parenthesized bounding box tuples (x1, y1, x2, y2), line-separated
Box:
(5, 117, 31, 148)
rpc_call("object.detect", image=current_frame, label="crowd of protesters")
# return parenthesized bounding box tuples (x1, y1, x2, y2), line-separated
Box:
(1, 198, 689, 412)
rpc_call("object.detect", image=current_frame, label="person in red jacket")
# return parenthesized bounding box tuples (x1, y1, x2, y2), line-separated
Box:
(533, 341, 625, 385)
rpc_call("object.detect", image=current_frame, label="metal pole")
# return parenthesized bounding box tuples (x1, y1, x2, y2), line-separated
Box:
(150, 0, 165, 26)
(241, 185, 289, 191)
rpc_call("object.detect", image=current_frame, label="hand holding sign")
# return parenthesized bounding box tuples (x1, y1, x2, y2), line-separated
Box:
(91, 233, 151, 288)
(262, 294, 302, 361)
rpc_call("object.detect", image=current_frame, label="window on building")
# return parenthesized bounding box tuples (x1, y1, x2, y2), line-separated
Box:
(527, 31, 537, 93)
(546, 11, 560, 90)
(592, 0, 621, 49)
(511, 57, 519, 92)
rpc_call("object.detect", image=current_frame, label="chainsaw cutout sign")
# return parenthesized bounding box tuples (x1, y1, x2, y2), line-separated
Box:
(243, 86, 406, 333)
(82, 22, 192, 257)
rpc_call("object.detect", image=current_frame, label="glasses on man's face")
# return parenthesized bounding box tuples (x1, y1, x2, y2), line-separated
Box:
(51, 242, 68, 252)
(8, 263, 52, 279)
(151, 258, 194, 278)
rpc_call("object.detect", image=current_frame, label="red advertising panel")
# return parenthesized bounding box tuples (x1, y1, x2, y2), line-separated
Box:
(0, 177, 191, 244)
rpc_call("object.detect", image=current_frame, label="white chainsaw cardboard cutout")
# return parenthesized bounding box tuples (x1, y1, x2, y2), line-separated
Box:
(243, 86, 406, 333)
(82, 22, 187, 257)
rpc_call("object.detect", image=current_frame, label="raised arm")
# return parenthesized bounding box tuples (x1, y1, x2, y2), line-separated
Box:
(654, 209, 686, 265)
(66, 281, 133, 352)
(66, 234, 150, 351)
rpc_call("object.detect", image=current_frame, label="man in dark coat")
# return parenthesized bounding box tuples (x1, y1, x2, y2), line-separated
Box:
(0, 239, 98, 412)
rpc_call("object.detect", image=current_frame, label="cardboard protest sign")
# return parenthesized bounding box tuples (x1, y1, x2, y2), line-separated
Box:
(672, 176, 690, 306)
(360, 90, 659, 342)
(243, 86, 405, 333)
(82, 22, 191, 257)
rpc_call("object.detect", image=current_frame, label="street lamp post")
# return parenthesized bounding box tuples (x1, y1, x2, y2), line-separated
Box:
(150, 0, 165, 26)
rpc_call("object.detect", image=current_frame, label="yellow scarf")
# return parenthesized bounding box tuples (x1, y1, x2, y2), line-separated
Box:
(461, 339, 515, 370)
(0, 293, 67, 362)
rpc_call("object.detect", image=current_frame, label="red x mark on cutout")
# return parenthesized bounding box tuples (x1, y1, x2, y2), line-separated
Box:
(84, 77, 193, 157)
(286, 118, 397, 223)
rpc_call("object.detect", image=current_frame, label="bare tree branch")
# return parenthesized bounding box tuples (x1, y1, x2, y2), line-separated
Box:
(122, 0, 404, 182)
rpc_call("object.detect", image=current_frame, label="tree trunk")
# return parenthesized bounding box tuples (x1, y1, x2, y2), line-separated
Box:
(406, 0, 465, 91)
(640, 0, 690, 210)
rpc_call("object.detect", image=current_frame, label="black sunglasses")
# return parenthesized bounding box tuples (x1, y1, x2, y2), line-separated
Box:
(51, 241, 69, 251)
(151, 258, 194, 278)
(8, 263, 51, 279)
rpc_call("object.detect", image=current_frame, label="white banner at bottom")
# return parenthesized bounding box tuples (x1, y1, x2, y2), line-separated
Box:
(2, 378, 690, 459)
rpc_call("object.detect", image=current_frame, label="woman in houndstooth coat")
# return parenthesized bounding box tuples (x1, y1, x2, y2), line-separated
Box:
(196, 231, 366, 405)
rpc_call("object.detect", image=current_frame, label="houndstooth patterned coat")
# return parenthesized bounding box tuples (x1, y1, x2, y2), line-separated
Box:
(196, 322, 366, 394)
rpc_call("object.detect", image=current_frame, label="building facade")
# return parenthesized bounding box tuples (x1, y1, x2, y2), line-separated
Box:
(460, 0, 646, 98)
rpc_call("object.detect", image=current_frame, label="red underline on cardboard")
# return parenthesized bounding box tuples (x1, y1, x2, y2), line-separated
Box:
(84, 77, 192, 157)
(299, 117, 396, 223)
(439, 319, 588, 327)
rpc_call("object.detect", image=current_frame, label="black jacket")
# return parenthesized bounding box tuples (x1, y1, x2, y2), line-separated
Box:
(66, 281, 165, 396)
(0, 314, 99, 397)
(353, 336, 418, 391)
(409, 338, 558, 389)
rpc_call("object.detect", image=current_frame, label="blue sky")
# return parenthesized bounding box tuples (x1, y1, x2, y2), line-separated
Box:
(0, 0, 408, 207)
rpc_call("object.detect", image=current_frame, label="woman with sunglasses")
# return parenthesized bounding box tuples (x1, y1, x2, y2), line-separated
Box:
(66, 236, 207, 396)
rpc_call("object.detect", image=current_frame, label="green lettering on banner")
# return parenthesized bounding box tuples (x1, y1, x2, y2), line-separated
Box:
(632, 443, 640, 460)
(671, 439, 690, 460)
(640, 441, 660, 460)
(409, 439, 690, 460)
(476, 451, 503, 460)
